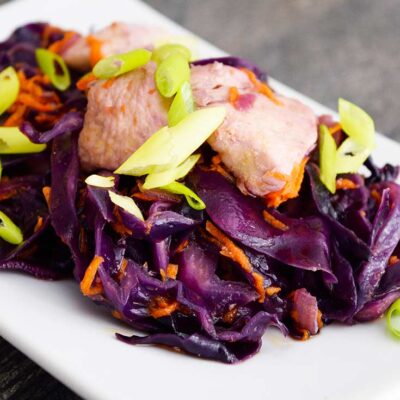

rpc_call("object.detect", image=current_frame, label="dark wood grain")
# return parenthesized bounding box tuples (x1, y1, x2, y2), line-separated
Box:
(1, 0, 400, 398)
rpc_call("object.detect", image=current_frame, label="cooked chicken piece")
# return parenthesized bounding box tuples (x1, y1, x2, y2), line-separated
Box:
(62, 23, 168, 71)
(78, 62, 170, 171)
(79, 60, 317, 203)
(190, 62, 318, 198)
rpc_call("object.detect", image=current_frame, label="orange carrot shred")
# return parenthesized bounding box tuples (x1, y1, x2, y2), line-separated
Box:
(33, 216, 44, 233)
(166, 263, 178, 280)
(265, 157, 308, 208)
(328, 123, 341, 135)
(148, 296, 178, 319)
(76, 73, 97, 91)
(206, 221, 265, 302)
(111, 310, 123, 320)
(174, 239, 189, 254)
(262, 210, 289, 231)
(265, 286, 282, 297)
(371, 189, 381, 204)
(228, 86, 239, 105)
(117, 258, 129, 281)
(48, 31, 77, 53)
(80, 255, 104, 296)
(86, 35, 103, 67)
(336, 178, 359, 190)
(241, 68, 282, 105)
(102, 78, 116, 89)
(389, 255, 399, 267)
(42, 186, 51, 207)
(206, 221, 252, 273)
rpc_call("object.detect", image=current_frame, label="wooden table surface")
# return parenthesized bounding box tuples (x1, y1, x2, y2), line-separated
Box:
(1, 0, 399, 398)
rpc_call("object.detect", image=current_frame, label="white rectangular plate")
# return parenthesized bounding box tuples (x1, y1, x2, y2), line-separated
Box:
(0, 1, 399, 399)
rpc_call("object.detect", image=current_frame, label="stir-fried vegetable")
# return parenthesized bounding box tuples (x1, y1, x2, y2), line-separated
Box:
(387, 298, 400, 338)
(319, 124, 337, 193)
(0, 211, 23, 245)
(0, 127, 46, 154)
(152, 43, 191, 64)
(168, 81, 195, 126)
(85, 174, 115, 188)
(114, 107, 226, 176)
(92, 49, 152, 79)
(0, 66, 19, 115)
(161, 181, 205, 210)
(35, 48, 71, 91)
(108, 191, 144, 221)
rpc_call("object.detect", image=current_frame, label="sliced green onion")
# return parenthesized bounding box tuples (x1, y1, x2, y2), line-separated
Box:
(0, 210, 23, 245)
(339, 98, 375, 149)
(386, 298, 400, 338)
(319, 124, 337, 193)
(0, 66, 19, 116)
(85, 174, 115, 188)
(162, 181, 205, 210)
(336, 138, 371, 174)
(115, 106, 226, 176)
(0, 127, 46, 154)
(143, 154, 200, 190)
(155, 53, 190, 98)
(152, 44, 191, 64)
(93, 49, 151, 80)
(108, 191, 144, 221)
(35, 48, 71, 91)
(168, 81, 195, 126)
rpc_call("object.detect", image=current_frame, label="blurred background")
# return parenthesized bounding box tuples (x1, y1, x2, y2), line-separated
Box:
(1, 0, 399, 399)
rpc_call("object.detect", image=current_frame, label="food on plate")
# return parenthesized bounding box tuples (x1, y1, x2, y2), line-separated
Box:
(1, 22, 400, 363)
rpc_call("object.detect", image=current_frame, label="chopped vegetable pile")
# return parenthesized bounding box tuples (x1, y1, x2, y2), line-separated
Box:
(1, 22, 400, 363)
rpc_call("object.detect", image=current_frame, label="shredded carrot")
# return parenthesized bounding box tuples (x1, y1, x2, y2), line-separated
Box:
(317, 309, 323, 330)
(336, 178, 359, 190)
(120, 104, 126, 113)
(206, 221, 252, 273)
(86, 35, 103, 67)
(117, 258, 129, 281)
(222, 306, 238, 324)
(76, 73, 97, 91)
(111, 310, 123, 320)
(48, 31, 77, 54)
(296, 328, 311, 341)
(33, 216, 43, 233)
(262, 210, 289, 231)
(389, 255, 399, 267)
(4, 71, 61, 127)
(205, 221, 265, 302)
(371, 189, 381, 204)
(80, 255, 104, 296)
(102, 78, 116, 89)
(166, 263, 178, 280)
(0, 188, 17, 201)
(111, 209, 133, 237)
(211, 154, 222, 165)
(241, 68, 281, 105)
(148, 296, 178, 319)
(265, 286, 281, 297)
(42, 186, 51, 207)
(252, 272, 265, 303)
(228, 86, 239, 105)
(265, 157, 308, 208)
(328, 123, 341, 135)
(174, 239, 189, 254)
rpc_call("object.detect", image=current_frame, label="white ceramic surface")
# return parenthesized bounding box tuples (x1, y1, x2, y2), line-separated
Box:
(0, 1, 399, 399)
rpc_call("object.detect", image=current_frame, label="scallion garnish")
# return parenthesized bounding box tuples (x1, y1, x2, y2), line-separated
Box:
(114, 107, 226, 176)
(386, 298, 400, 338)
(155, 53, 190, 98)
(35, 48, 71, 91)
(339, 98, 375, 149)
(108, 191, 144, 221)
(0, 127, 46, 154)
(92, 49, 151, 80)
(0, 210, 23, 245)
(336, 138, 371, 174)
(152, 44, 191, 64)
(168, 81, 195, 126)
(85, 174, 115, 188)
(319, 124, 337, 193)
(143, 154, 200, 190)
(0, 66, 19, 116)
(161, 181, 205, 210)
